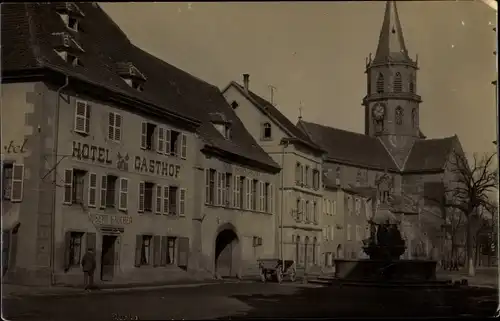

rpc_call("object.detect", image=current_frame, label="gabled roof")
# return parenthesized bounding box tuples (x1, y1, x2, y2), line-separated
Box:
(1, 3, 280, 173)
(404, 136, 457, 173)
(298, 120, 399, 171)
(223, 82, 324, 154)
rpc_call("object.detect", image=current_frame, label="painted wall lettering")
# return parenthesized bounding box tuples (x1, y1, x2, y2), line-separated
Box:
(92, 214, 132, 226)
(3, 139, 28, 154)
(134, 156, 181, 178)
(72, 141, 112, 164)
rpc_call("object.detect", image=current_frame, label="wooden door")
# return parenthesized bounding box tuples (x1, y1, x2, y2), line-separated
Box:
(216, 242, 232, 277)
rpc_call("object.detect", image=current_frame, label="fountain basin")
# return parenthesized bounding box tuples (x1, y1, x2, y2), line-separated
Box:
(334, 259, 437, 282)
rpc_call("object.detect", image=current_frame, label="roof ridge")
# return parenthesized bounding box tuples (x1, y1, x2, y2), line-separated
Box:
(302, 120, 376, 140)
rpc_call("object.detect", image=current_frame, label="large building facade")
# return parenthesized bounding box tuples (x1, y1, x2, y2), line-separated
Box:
(1, 2, 280, 285)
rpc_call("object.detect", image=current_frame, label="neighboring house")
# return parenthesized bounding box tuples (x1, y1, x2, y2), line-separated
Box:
(222, 75, 325, 269)
(1, 3, 280, 285)
(297, 1, 463, 262)
(321, 175, 343, 267)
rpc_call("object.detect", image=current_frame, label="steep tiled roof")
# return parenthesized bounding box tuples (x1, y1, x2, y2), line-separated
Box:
(298, 121, 399, 171)
(224, 82, 324, 154)
(404, 136, 456, 172)
(1, 3, 280, 172)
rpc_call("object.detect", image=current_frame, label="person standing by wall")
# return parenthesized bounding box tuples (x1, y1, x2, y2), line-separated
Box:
(81, 248, 96, 291)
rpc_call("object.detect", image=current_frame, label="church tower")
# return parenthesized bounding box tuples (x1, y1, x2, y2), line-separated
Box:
(362, 1, 422, 168)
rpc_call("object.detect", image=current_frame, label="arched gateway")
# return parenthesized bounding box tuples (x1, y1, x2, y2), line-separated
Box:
(214, 223, 240, 278)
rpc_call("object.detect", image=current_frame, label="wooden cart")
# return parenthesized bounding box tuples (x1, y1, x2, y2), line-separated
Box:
(258, 259, 296, 283)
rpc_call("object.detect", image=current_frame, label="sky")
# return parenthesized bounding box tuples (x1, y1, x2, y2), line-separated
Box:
(102, 1, 497, 156)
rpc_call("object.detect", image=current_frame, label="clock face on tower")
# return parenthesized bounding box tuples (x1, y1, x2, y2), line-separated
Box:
(372, 103, 386, 120)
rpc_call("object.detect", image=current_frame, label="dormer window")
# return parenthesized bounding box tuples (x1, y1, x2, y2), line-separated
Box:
(261, 122, 272, 141)
(209, 112, 231, 140)
(54, 50, 83, 67)
(55, 3, 85, 32)
(116, 62, 146, 92)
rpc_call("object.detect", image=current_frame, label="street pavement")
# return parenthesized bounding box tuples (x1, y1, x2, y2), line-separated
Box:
(2, 281, 498, 320)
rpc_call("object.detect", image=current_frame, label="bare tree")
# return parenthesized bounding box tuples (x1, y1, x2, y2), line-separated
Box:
(442, 206, 466, 268)
(443, 150, 497, 276)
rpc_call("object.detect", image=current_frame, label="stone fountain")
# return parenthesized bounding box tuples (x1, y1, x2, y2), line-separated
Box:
(333, 173, 440, 284)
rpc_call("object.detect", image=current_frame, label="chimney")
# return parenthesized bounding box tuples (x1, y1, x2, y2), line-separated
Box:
(243, 74, 250, 93)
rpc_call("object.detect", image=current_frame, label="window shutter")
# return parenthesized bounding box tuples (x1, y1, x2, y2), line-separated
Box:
(155, 185, 162, 214)
(118, 178, 128, 211)
(85, 103, 91, 134)
(63, 169, 73, 204)
(233, 175, 238, 207)
(153, 235, 161, 267)
(74, 101, 88, 133)
(215, 172, 220, 206)
(160, 236, 167, 266)
(88, 173, 97, 207)
(204, 169, 210, 204)
(181, 133, 187, 159)
(269, 183, 273, 214)
(138, 182, 145, 212)
(114, 113, 122, 141)
(134, 235, 142, 267)
(157, 127, 165, 154)
(63, 231, 71, 271)
(246, 178, 251, 210)
(313, 202, 318, 223)
(221, 174, 226, 206)
(108, 112, 115, 140)
(179, 188, 186, 216)
(86, 232, 96, 251)
(177, 237, 189, 268)
(163, 185, 169, 215)
(141, 122, 147, 149)
(100, 175, 107, 209)
(11, 164, 24, 202)
(165, 129, 171, 155)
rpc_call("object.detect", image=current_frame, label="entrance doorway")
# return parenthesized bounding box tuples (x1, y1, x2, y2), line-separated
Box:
(100, 235, 117, 281)
(336, 244, 343, 259)
(215, 229, 239, 278)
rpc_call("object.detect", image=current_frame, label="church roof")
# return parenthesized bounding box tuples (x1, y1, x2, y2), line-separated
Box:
(1, 3, 280, 173)
(373, 1, 412, 63)
(298, 120, 457, 174)
(223, 81, 324, 154)
(404, 136, 457, 172)
(297, 120, 399, 171)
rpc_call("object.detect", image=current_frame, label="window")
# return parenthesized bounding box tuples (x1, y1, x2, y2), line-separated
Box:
(313, 202, 318, 224)
(224, 173, 232, 207)
(2, 163, 13, 200)
(295, 163, 302, 185)
(347, 224, 352, 241)
(356, 225, 362, 241)
(296, 198, 301, 221)
(214, 123, 230, 139)
(356, 170, 361, 187)
(67, 53, 82, 67)
(74, 100, 90, 134)
(304, 166, 310, 187)
(245, 178, 252, 210)
(332, 200, 336, 215)
(305, 201, 310, 222)
(376, 73, 384, 93)
(233, 175, 240, 208)
(409, 81, 415, 93)
(262, 122, 272, 140)
(69, 232, 83, 266)
(167, 129, 183, 157)
(167, 186, 178, 215)
(347, 195, 352, 216)
(231, 101, 239, 109)
(312, 237, 317, 265)
(395, 107, 404, 125)
(205, 169, 215, 205)
(216, 172, 223, 206)
(141, 122, 156, 151)
(411, 108, 417, 128)
(330, 226, 334, 240)
(162, 185, 169, 215)
(88, 173, 97, 207)
(252, 179, 258, 211)
(103, 175, 117, 208)
(157, 127, 165, 154)
(238, 176, 245, 209)
(313, 170, 320, 190)
(108, 112, 122, 142)
(366, 200, 372, 220)
(141, 182, 154, 212)
(355, 198, 361, 216)
(67, 16, 79, 31)
(394, 72, 402, 92)
(63, 169, 85, 205)
(140, 235, 152, 265)
(155, 185, 163, 214)
(264, 182, 271, 213)
(167, 237, 177, 265)
(335, 167, 341, 186)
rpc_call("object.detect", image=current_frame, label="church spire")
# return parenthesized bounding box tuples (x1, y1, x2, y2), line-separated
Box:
(373, 1, 410, 63)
